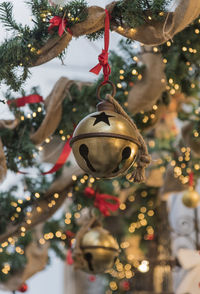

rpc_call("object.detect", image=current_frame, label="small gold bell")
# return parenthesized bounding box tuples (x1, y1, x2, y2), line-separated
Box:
(73, 225, 119, 274)
(182, 187, 200, 208)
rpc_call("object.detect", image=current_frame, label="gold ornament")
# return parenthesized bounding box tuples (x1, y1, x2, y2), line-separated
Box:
(182, 187, 200, 208)
(73, 219, 119, 274)
(70, 100, 140, 178)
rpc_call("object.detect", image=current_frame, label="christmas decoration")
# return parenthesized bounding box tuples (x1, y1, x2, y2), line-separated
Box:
(176, 248, 200, 294)
(18, 283, 28, 292)
(71, 98, 137, 178)
(182, 172, 200, 208)
(127, 49, 166, 114)
(72, 217, 119, 274)
(66, 249, 74, 265)
(182, 188, 200, 208)
(48, 16, 72, 37)
(84, 187, 120, 216)
(0, 0, 200, 90)
(1, 2, 200, 290)
(90, 9, 110, 84)
(71, 91, 150, 180)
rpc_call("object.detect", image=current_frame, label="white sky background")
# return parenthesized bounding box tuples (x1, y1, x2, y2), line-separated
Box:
(0, 1, 121, 294)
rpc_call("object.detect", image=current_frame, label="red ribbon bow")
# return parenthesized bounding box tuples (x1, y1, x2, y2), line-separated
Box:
(90, 9, 111, 84)
(48, 16, 72, 37)
(84, 187, 120, 216)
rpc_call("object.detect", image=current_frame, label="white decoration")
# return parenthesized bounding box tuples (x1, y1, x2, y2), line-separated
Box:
(176, 248, 200, 294)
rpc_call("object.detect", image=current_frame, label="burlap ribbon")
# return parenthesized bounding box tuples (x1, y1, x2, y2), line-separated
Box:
(31, 0, 200, 67)
(106, 94, 151, 182)
(32, 6, 106, 67)
(0, 224, 49, 292)
(127, 50, 166, 114)
(145, 153, 165, 188)
(30, 77, 74, 145)
(0, 119, 19, 182)
(114, 0, 200, 45)
(160, 164, 188, 196)
(0, 158, 83, 243)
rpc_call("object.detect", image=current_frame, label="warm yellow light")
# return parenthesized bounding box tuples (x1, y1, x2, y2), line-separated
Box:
(138, 260, 149, 273)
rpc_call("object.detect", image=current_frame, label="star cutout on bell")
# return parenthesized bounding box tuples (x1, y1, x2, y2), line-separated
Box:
(91, 112, 114, 126)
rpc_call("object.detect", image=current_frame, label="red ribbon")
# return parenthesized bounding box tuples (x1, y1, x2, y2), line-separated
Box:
(42, 136, 72, 175)
(189, 172, 194, 187)
(89, 9, 111, 84)
(84, 187, 120, 217)
(65, 230, 75, 238)
(48, 16, 72, 37)
(7, 95, 43, 107)
(66, 249, 74, 265)
(18, 137, 72, 175)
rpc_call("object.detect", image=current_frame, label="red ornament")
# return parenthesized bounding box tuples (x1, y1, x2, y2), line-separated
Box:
(89, 275, 96, 282)
(146, 234, 154, 240)
(121, 280, 130, 291)
(18, 283, 28, 292)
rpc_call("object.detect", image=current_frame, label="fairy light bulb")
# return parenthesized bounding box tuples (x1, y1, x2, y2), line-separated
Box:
(138, 260, 149, 273)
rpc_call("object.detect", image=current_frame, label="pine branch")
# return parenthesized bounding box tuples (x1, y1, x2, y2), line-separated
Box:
(0, 2, 23, 32)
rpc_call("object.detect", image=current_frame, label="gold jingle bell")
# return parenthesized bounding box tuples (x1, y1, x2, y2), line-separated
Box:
(74, 226, 119, 274)
(182, 187, 200, 208)
(70, 100, 140, 178)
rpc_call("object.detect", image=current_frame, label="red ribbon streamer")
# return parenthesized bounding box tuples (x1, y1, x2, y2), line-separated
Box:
(18, 139, 72, 176)
(7, 95, 43, 107)
(66, 249, 74, 265)
(42, 136, 72, 175)
(189, 172, 194, 187)
(89, 9, 111, 84)
(48, 16, 72, 37)
(84, 187, 120, 217)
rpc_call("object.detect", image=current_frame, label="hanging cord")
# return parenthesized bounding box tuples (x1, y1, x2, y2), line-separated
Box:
(90, 9, 111, 84)
(105, 94, 151, 182)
